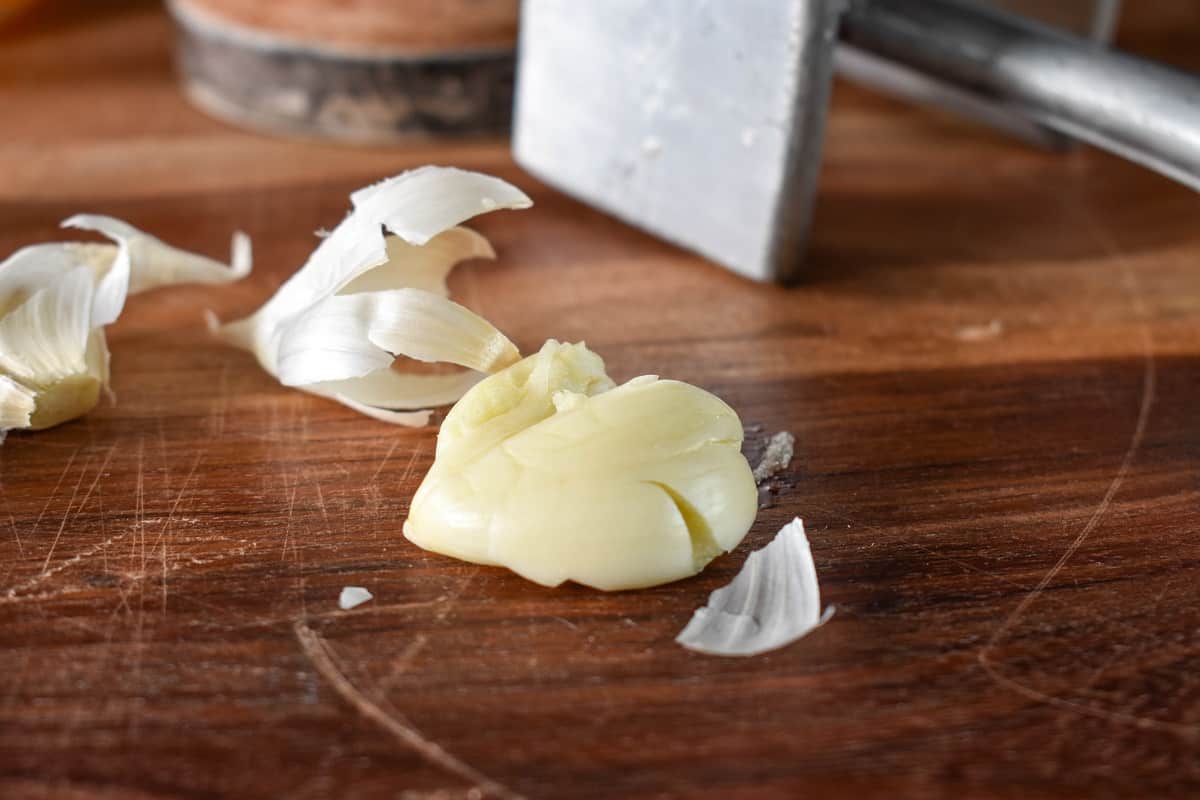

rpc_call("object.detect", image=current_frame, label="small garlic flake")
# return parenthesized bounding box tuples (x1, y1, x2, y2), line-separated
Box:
(676, 518, 831, 657)
(338, 586, 373, 610)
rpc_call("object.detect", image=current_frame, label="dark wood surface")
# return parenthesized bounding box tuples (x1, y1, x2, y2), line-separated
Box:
(2, 3, 1199, 798)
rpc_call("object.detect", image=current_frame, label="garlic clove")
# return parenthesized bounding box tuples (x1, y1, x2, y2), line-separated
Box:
(404, 340, 759, 590)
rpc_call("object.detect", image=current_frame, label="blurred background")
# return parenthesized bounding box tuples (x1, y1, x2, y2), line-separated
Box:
(2, 0, 1198, 280)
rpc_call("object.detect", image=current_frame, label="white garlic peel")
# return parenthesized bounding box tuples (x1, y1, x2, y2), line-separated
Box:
(403, 340, 759, 591)
(211, 167, 531, 425)
(0, 216, 250, 442)
(676, 518, 831, 657)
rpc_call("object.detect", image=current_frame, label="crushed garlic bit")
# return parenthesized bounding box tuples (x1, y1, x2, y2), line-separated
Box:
(210, 166, 531, 425)
(753, 430, 795, 484)
(403, 340, 759, 590)
(0, 216, 250, 443)
(676, 518, 831, 657)
(338, 586, 373, 610)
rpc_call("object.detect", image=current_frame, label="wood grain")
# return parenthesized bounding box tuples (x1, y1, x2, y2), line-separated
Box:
(2, 2, 1199, 798)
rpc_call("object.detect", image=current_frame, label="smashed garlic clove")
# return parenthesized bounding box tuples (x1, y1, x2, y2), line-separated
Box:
(0, 217, 250, 442)
(403, 340, 759, 591)
(211, 166, 530, 425)
(676, 518, 831, 657)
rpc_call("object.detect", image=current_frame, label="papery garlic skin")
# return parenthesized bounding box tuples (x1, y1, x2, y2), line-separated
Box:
(211, 166, 530, 425)
(676, 518, 830, 657)
(0, 217, 249, 442)
(404, 341, 759, 590)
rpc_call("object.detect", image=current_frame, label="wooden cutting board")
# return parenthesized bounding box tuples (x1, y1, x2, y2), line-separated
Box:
(1, 2, 1198, 798)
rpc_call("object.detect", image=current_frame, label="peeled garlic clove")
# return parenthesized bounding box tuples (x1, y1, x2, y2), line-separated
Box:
(404, 341, 759, 590)
(211, 166, 530, 425)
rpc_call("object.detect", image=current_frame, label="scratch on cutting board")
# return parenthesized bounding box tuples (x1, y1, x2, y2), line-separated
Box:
(0, 445, 111, 600)
(155, 415, 170, 493)
(370, 439, 403, 482)
(152, 451, 204, 613)
(40, 453, 91, 570)
(208, 359, 232, 438)
(1, 476, 22, 555)
(294, 620, 525, 800)
(281, 478, 298, 563)
(40, 445, 115, 572)
(58, 581, 127, 749)
(134, 437, 145, 572)
(398, 440, 427, 490)
(2, 526, 135, 602)
(975, 202, 1190, 737)
(1076, 577, 1177, 696)
(6, 439, 200, 606)
(28, 446, 80, 542)
(377, 634, 431, 692)
(378, 569, 477, 692)
(314, 477, 332, 538)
